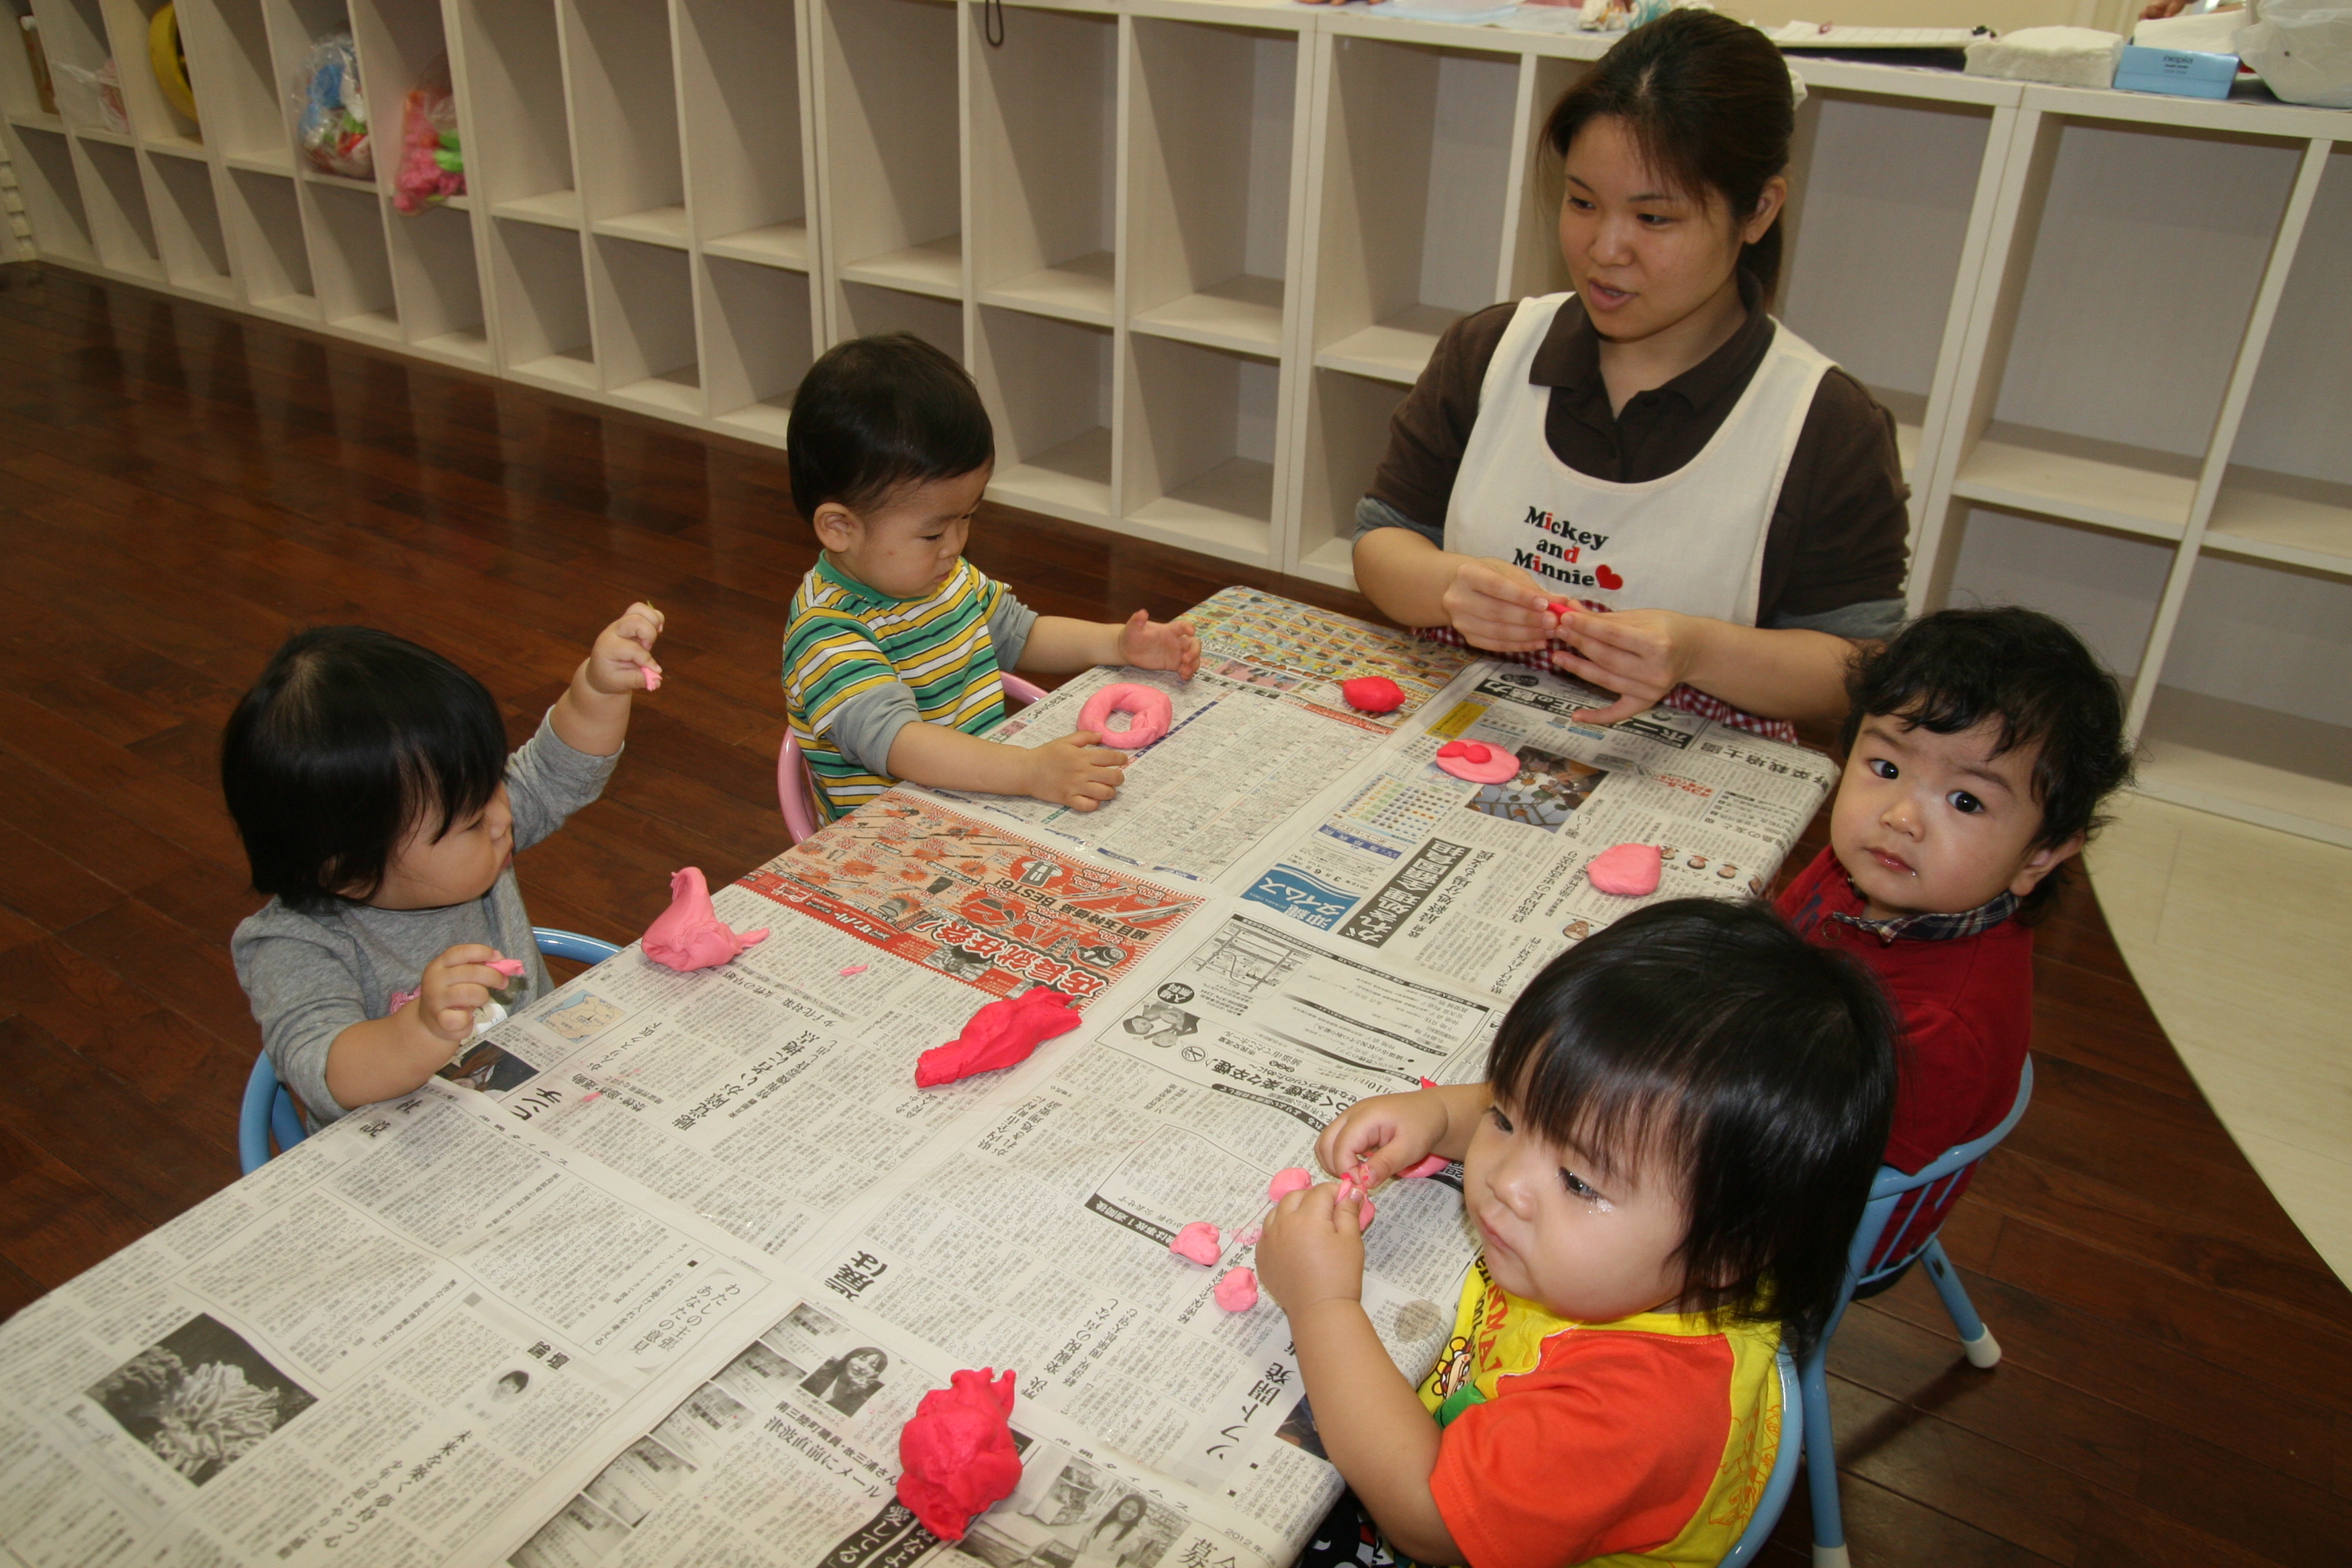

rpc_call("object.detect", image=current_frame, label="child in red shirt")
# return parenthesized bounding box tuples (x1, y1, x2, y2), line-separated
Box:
(1259, 899, 1898, 1568)
(1778, 607, 2132, 1238)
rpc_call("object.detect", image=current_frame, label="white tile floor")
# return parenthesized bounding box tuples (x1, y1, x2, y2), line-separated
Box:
(2087, 791, 2352, 1284)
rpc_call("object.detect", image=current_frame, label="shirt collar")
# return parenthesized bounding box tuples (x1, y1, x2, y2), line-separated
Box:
(814, 552, 957, 608)
(1528, 268, 1775, 418)
(1828, 877, 2019, 945)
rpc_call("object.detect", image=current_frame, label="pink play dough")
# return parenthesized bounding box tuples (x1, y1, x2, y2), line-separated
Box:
(1399, 1155, 1450, 1179)
(643, 867, 771, 971)
(1170, 1222, 1222, 1265)
(840, 965, 869, 977)
(1267, 1168, 1313, 1203)
(640, 663, 663, 691)
(916, 988, 1081, 1087)
(1340, 676, 1404, 714)
(1215, 1267, 1259, 1312)
(1434, 740, 1522, 785)
(1586, 842, 1663, 897)
(1076, 683, 1174, 749)
(895, 1368, 1022, 1541)
(1336, 1163, 1378, 1232)
(1236, 1223, 1263, 1247)
(486, 957, 527, 981)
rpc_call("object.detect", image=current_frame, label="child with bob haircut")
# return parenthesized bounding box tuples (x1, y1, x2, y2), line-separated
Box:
(224, 606, 661, 1128)
(783, 333, 1201, 824)
(1259, 898, 1897, 1568)
(1777, 605, 2132, 1242)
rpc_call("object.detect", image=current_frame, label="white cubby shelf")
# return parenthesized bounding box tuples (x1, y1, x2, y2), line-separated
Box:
(5, 0, 2349, 846)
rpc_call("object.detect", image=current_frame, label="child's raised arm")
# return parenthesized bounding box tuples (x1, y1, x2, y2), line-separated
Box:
(550, 601, 665, 757)
(1014, 609, 1200, 679)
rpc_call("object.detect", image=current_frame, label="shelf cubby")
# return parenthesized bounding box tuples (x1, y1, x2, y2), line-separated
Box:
(224, 164, 314, 315)
(177, 0, 286, 164)
(1945, 505, 2175, 687)
(589, 232, 701, 415)
(1308, 33, 1516, 387)
(453, 0, 575, 222)
(969, 0, 1116, 329)
(6, 124, 99, 262)
(1126, 16, 1303, 357)
(2137, 556, 2352, 846)
(145, 144, 235, 294)
(835, 278, 961, 362)
(103, 0, 203, 147)
(1290, 364, 1406, 585)
(1504, 53, 1585, 302)
(678, 0, 810, 268)
(1120, 330, 1279, 567)
(490, 214, 594, 389)
(564, 0, 686, 244)
(304, 178, 399, 337)
(74, 136, 164, 277)
(701, 252, 815, 441)
(975, 304, 1114, 525)
(388, 200, 489, 363)
(816, 0, 959, 307)
(29, 0, 110, 99)
(1778, 91, 1998, 487)
(1944, 117, 2304, 548)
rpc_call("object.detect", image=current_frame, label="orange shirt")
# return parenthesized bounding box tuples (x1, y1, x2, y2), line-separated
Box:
(1416, 1259, 1781, 1568)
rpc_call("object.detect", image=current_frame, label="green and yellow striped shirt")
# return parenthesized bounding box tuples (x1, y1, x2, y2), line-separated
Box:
(783, 556, 1020, 822)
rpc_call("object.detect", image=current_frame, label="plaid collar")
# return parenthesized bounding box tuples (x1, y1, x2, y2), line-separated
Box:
(1828, 880, 2018, 946)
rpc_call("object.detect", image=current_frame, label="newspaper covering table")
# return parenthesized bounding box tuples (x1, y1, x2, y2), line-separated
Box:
(0, 589, 1836, 1568)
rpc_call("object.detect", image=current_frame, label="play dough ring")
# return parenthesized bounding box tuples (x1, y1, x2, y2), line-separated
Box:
(1077, 683, 1173, 749)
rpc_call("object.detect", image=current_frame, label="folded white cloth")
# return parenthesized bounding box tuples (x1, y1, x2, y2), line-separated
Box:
(1964, 26, 2127, 87)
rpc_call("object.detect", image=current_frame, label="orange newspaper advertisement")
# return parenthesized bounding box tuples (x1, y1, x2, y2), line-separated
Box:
(738, 793, 1204, 1001)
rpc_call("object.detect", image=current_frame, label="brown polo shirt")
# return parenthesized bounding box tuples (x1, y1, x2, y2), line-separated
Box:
(1363, 276, 1911, 628)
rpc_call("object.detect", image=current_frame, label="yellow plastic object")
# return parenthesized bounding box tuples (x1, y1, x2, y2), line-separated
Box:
(149, 3, 199, 126)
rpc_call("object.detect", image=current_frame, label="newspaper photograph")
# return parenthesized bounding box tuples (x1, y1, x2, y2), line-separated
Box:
(1238, 665, 1836, 997)
(0, 1080, 798, 1567)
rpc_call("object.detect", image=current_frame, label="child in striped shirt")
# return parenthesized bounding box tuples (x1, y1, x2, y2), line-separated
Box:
(783, 334, 1201, 823)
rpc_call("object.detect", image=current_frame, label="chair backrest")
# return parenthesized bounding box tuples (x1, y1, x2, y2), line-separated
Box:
(779, 671, 1048, 839)
(238, 927, 623, 1173)
(1849, 1057, 2034, 1291)
(1718, 1343, 1805, 1567)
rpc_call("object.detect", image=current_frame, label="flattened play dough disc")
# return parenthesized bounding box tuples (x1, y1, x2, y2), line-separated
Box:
(1077, 683, 1173, 749)
(1587, 842, 1662, 896)
(1434, 740, 1522, 784)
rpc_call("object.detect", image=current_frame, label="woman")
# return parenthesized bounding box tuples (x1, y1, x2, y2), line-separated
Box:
(1067, 1494, 1152, 1568)
(799, 1346, 888, 1416)
(1351, 11, 1909, 739)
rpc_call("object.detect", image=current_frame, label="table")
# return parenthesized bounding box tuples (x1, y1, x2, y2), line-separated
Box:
(0, 589, 1834, 1568)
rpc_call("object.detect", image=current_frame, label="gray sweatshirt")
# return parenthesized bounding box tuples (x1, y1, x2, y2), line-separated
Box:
(231, 713, 620, 1127)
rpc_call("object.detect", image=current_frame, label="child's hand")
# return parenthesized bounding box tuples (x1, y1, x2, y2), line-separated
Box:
(1024, 732, 1128, 812)
(1259, 1183, 1369, 1314)
(410, 944, 510, 1046)
(583, 601, 666, 695)
(1116, 610, 1202, 681)
(1316, 1089, 1451, 1187)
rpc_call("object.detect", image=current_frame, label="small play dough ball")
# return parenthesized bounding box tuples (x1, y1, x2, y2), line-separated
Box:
(1214, 1266, 1259, 1312)
(1586, 842, 1663, 897)
(1170, 1221, 1222, 1265)
(1077, 683, 1174, 749)
(1340, 676, 1404, 714)
(1267, 1167, 1313, 1202)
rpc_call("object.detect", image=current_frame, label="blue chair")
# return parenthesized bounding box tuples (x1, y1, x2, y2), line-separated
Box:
(1800, 1059, 2034, 1567)
(239, 927, 623, 1173)
(1720, 1342, 1806, 1567)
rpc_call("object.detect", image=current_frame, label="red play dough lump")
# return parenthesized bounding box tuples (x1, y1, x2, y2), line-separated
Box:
(1171, 1221, 1222, 1265)
(1586, 842, 1663, 897)
(916, 988, 1081, 1087)
(1215, 1267, 1259, 1312)
(895, 1368, 1022, 1541)
(643, 867, 771, 971)
(1340, 676, 1404, 714)
(1267, 1167, 1313, 1202)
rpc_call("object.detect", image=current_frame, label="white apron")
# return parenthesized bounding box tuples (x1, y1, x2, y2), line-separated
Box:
(1442, 293, 1836, 628)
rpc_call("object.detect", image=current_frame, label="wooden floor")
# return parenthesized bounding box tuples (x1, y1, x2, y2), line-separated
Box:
(1, 265, 2345, 1565)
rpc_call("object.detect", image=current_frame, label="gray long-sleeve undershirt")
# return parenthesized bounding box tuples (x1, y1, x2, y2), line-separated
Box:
(822, 591, 1039, 773)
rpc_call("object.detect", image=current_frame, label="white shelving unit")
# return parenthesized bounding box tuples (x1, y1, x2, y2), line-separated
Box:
(4, 0, 2347, 845)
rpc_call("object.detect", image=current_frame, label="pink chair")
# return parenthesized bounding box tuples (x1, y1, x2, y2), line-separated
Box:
(780, 672, 1048, 842)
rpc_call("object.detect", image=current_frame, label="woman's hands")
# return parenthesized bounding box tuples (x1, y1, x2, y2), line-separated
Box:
(1548, 606, 1706, 725)
(1440, 558, 1557, 654)
(1115, 610, 1202, 679)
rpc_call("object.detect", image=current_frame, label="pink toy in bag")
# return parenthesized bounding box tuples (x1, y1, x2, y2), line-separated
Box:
(394, 53, 464, 214)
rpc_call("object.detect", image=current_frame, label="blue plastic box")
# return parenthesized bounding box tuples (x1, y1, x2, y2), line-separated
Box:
(2114, 44, 2239, 99)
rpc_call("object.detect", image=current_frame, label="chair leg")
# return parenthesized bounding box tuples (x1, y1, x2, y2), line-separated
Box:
(1922, 1238, 2001, 1369)
(1800, 1341, 1847, 1567)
